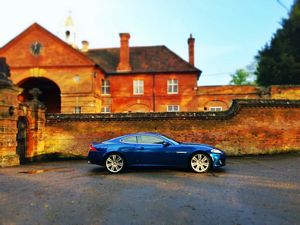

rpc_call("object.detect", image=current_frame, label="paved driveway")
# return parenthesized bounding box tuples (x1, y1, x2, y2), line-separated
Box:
(1, 153, 300, 225)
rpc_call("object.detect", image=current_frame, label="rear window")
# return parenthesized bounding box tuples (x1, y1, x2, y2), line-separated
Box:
(121, 136, 137, 143)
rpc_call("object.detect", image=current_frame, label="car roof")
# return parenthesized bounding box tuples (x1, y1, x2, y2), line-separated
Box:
(111, 132, 160, 141)
(135, 132, 161, 136)
(114, 132, 161, 141)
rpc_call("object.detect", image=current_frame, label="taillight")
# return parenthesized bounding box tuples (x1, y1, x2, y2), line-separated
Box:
(89, 144, 97, 152)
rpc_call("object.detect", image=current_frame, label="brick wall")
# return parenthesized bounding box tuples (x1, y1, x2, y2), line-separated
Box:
(271, 85, 300, 100)
(45, 100, 300, 156)
(196, 85, 263, 111)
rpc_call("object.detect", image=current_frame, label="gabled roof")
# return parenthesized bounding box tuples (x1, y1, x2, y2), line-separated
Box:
(0, 23, 201, 76)
(85, 46, 201, 75)
(0, 23, 96, 67)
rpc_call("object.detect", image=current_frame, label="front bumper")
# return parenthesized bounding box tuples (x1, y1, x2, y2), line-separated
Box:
(210, 153, 226, 168)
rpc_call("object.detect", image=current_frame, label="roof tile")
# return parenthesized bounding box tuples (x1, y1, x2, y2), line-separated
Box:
(85, 46, 201, 74)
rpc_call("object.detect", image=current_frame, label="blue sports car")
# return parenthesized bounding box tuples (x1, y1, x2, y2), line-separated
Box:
(88, 132, 226, 173)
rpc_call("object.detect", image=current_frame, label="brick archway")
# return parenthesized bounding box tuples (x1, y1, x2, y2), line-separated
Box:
(18, 77, 61, 113)
(203, 100, 228, 111)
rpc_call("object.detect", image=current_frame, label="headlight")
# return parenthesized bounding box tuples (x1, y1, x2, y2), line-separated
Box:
(211, 149, 222, 154)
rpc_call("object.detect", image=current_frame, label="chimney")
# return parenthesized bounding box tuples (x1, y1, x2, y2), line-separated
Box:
(117, 33, 132, 72)
(81, 40, 89, 52)
(188, 34, 195, 66)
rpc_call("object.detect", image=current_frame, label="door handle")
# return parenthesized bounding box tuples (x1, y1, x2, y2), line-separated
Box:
(136, 147, 144, 150)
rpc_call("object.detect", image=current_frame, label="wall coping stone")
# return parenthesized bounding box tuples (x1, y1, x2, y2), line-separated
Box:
(46, 99, 300, 123)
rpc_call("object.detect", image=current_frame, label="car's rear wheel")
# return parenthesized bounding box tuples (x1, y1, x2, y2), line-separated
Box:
(190, 153, 211, 173)
(105, 154, 124, 173)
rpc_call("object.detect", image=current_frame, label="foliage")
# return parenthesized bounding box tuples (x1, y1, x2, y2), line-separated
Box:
(255, 0, 300, 86)
(229, 68, 256, 85)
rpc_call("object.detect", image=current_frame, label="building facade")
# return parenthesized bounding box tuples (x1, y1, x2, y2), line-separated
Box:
(0, 23, 201, 114)
(1, 23, 299, 115)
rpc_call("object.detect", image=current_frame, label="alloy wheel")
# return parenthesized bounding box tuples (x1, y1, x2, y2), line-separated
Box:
(105, 154, 124, 173)
(190, 153, 211, 173)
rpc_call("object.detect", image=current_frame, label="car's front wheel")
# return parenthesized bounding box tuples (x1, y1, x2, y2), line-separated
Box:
(105, 154, 125, 173)
(190, 153, 211, 173)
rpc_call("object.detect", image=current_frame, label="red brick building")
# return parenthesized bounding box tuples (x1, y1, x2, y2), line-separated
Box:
(0, 23, 201, 113)
(1, 23, 299, 115)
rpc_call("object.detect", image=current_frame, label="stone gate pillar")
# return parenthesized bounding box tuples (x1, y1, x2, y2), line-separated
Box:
(0, 58, 22, 167)
(25, 88, 46, 160)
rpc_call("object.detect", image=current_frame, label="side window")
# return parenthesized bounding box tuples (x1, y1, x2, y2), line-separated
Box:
(138, 135, 164, 144)
(122, 136, 137, 143)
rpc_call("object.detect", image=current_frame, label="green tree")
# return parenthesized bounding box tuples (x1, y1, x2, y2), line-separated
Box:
(230, 69, 254, 85)
(255, 0, 300, 86)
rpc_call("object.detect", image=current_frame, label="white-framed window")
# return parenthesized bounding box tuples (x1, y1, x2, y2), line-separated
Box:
(133, 80, 144, 95)
(101, 106, 111, 113)
(167, 79, 178, 94)
(101, 79, 110, 95)
(209, 107, 222, 112)
(75, 106, 81, 114)
(167, 105, 180, 112)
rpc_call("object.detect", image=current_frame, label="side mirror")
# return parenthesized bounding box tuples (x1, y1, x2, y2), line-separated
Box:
(162, 141, 170, 147)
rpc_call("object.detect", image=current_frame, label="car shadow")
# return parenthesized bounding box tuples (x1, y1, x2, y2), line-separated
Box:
(88, 165, 226, 176)
(88, 166, 110, 176)
(126, 167, 177, 174)
(208, 168, 226, 177)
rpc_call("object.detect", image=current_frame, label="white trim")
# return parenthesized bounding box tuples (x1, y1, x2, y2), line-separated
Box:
(209, 106, 223, 112)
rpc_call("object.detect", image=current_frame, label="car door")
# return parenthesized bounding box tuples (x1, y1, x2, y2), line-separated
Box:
(118, 135, 139, 165)
(134, 135, 170, 166)
(168, 145, 191, 166)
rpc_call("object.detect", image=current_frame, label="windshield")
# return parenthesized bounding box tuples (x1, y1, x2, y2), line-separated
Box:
(160, 134, 180, 145)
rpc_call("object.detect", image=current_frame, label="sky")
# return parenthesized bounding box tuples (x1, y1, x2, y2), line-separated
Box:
(0, 0, 295, 86)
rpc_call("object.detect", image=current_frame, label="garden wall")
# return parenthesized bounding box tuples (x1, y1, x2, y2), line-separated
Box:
(45, 100, 300, 156)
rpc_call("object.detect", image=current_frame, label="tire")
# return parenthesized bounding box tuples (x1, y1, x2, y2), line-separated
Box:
(190, 153, 211, 173)
(105, 154, 125, 174)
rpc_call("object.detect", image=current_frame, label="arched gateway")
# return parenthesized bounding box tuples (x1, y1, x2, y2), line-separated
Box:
(18, 77, 61, 113)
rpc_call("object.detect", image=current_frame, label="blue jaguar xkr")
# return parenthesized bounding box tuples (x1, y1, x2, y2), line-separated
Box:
(88, 132, 226, 173)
